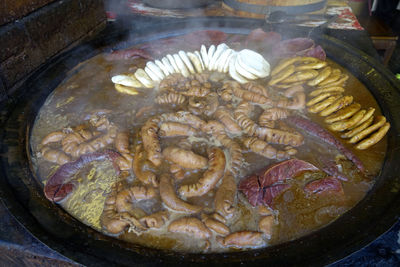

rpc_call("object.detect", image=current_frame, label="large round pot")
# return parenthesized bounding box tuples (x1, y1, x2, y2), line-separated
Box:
(1, 17, 400, 266)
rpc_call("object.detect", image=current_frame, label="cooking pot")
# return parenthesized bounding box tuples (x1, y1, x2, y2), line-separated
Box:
(0, 17, 399, 266)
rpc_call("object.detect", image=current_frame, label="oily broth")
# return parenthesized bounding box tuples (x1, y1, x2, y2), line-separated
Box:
(30, 37, 386, 253)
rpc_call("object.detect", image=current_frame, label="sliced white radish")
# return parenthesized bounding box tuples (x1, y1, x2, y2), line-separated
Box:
(194, 51, 205, 71)
(200, 45, 209, 69)
(144, 66, 161, 82)
(162, 57, 175, 74)
(134, 68, 154, 88)
(216, 48, 233, 73)
(167, 54, 180, 73)
(187, 52, 203, 73)
(111, 74, 142, 88)
(179, 51, 195, 74)
(223, 52, 235, 73)
(155, 59, 170, 76)
(209, 43, 229, 71)
(173, 54, 190, 77)
(207, 45, 216, 70)
(146, 61, 165, 80)
(229, 54, 248, 84)
(237, 49, 270, 78)
(235, 57, 258, 80)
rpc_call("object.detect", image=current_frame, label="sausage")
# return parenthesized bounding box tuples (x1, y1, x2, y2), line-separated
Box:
(178, 147, 226, 197)
(132, 145, 157, 187)
(214, 106, 242, 134)
(159, 174, 202, 214)
(214, 172, 237, 218)
(41, 131, 66, 146)
(115, 185, 157, 213)
(115, 132, 130, 154)
(163, 146, 208, 169)
(201, 214, 230, 236)
(141, 117, 162, 167)
(168, 217, 211, 239)
(243, 137, 296, 160)
(159, 122, 196, 137)
(140, 211, 169, 229)
(217, 231, 264, 248)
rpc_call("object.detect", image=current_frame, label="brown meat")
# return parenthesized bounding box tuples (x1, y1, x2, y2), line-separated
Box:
(115, 132, 130, 154)
(159, 122, 196, 137)
(115, 185, 157, 213)
(132, 144, 158, 187)
(168, 217, 211, 239)
(178, 147, 226, 197)
(214, 172, 237, 219)
(163, 146, 208, 169)
(217, 231, 264, 248)
(159, 174, 202, 214)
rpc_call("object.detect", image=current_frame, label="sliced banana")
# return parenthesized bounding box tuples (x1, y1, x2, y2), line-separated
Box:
(207, 45, 216, 70)
(237, 49, 270, 78)
(187, 52, 203, 73)
(179, 51, 195, 74)
(173, 53, 190, 77)
(111, 74, 142, 88)
(216, 48, 233, 73)
(146, 61, 165, 80)
(144, 66, 161, 82)
(209, 43, 229, 71)
(194, 51, 205, 70)
(167, 54, 180, 73)
(235, 56, 258, 80)
(162, 57, 176, 74)
(229, 54, 248, 84)
(200, 45, 209, 69)
(155, 59, 170, 76)
(134, 68, 154, 88)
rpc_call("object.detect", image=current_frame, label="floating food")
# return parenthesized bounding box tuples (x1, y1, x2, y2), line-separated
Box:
(33, 33, 388, 253)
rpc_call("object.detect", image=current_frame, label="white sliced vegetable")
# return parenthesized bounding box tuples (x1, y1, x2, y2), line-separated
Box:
(235, 57, 258, 80)
(134, 68, 154, 88)
(194, 51, 205, 70)
(111, 74, 142, 88)
(216, 48, 233, 73)
(144, 66, 161, 82)
(209, 43, 229, 71)
(187, 52, 203, 73)
(155, 59, 170, 76)
(179, 51, 195, 74)
(162, 57, 176, 74)
(167, 54, 180, 73)
(146, 61, 165, 80)
(223, 52, 235, 73)
(229, 54, 248, 84)
(237, 49, 270, 78)
(200, 45, 209, 69)
(207, 45, 216, 70)
(173, 54, 190, 77)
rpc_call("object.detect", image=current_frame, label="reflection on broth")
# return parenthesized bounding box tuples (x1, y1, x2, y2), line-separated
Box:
(30, 33, 387, 253)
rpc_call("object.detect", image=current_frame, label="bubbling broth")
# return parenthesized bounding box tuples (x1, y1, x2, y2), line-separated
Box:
(30, 33, 387, 253)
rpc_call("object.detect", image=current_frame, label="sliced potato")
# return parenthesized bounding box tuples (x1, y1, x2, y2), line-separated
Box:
(114, 84, 139, 95)
(325, 103, 361, 123)
(355, 122, 390, 150)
